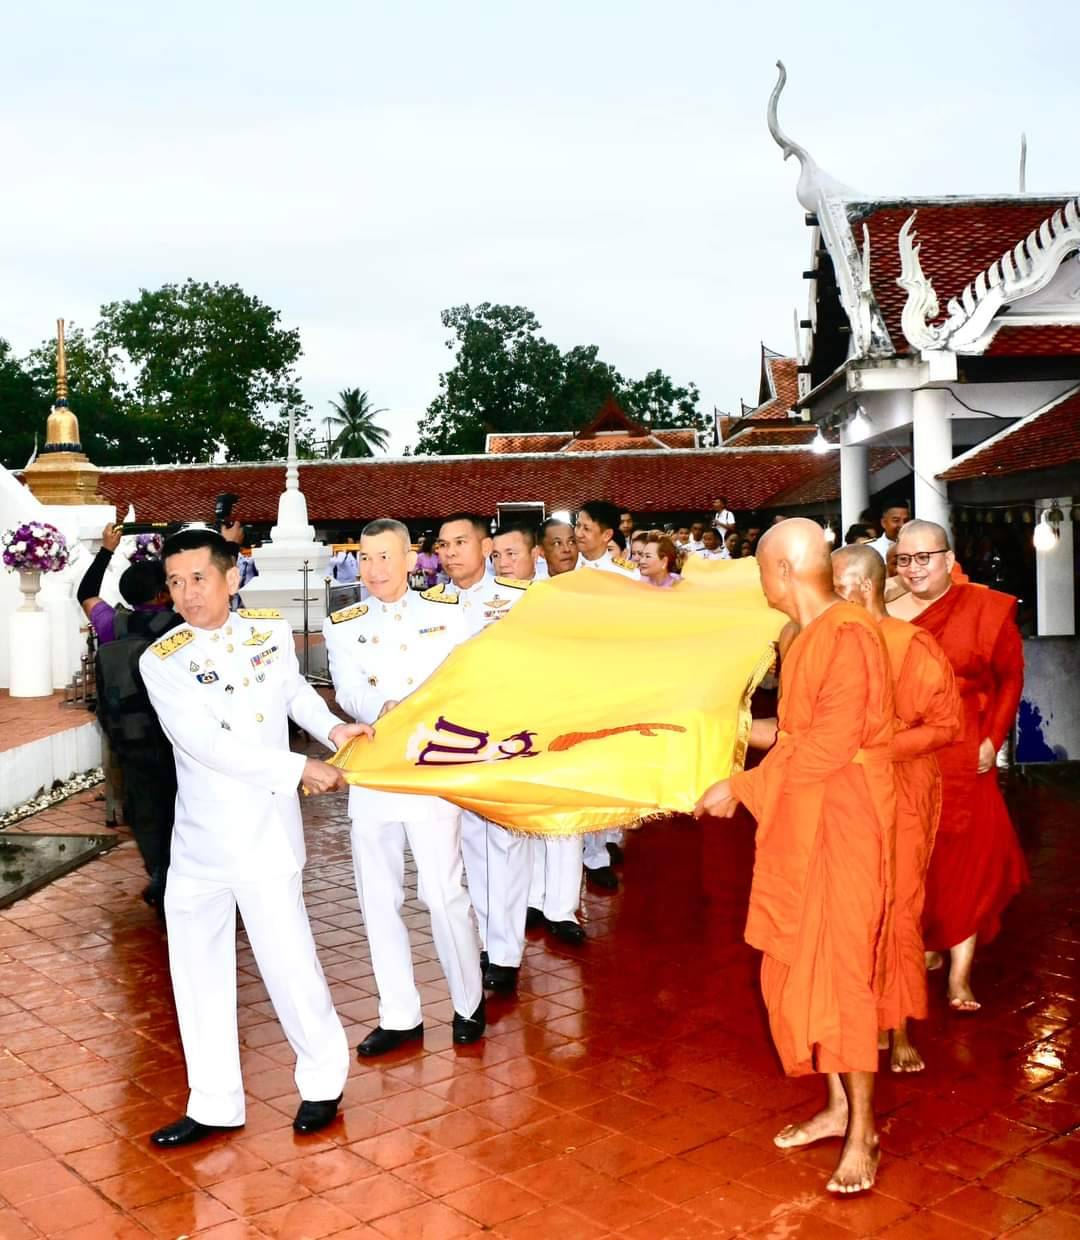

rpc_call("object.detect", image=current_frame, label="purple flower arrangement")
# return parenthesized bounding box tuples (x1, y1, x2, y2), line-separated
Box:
(2, 522, 70, 573)
(130, 532, 164, 562)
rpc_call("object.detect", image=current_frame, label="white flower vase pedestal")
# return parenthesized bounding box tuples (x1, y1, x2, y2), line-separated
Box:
(9, 569, 54, 698)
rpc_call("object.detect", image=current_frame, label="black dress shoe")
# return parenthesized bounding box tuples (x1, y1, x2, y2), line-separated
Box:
(585, 864, 619, 891)
(149, 1115, 241, 1148)
(606, 841, 625, 866)
(452, 998, 486, 1044)
(548, 919, 586, 945)
(357, 1023, 424, 1058)
(483, 962, 519, 992)
(293, 1095, 342, 1134)
(525, 906, 546, 930)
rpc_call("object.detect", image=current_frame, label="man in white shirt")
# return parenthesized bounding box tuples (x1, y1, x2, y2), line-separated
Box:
(694, 528, 727, 561)
(867, 503, 911, 565)
(436, 514, 533, 993)
(330, 546, 360, 584)
(322, 520, 486, 1056)
(141, 528, 370, 1147)
(712, 497, 736, 533)
(683, 521, 707, 555)
(574, 501, 640, 580)
(573, 500, 637, 889)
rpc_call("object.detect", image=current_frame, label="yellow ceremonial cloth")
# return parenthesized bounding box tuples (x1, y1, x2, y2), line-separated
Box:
(330, 558, 783, 836)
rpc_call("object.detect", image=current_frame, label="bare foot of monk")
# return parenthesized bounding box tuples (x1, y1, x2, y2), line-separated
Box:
(774, 1104, 848, 1148)
(889, 1026, 925, 1072)
(925, 950, 944, 971)
(948, 984, 981, 1012)
(827, 1132, 880, 1194)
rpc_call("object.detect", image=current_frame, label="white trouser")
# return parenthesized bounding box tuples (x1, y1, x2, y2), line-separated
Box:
(528, 836, 584, 925)
(461, 811, 531, 968)
(165, 869, 349, 1128)
(583, 828, 624, 870)
(351, 814, 482, 1029)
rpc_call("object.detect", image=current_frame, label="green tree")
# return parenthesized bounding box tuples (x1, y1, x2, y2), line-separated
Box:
(0, 339, 41, 470)
(326, 388, 390, 457)
(413, 303, 703, 454)
(95, 279, 312, 462)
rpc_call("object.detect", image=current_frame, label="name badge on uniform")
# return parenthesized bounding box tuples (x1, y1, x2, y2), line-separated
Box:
(419, 625, 446, 636)
(196, 671, 219, 685)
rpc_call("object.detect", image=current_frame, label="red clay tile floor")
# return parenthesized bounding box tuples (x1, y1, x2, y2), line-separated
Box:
(0, 767, 1077, 1237)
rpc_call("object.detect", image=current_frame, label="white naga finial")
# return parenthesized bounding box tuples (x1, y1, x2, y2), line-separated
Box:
(897, 212, 944, 350)
(1019, 132, 1027, 193)
(767, 60, 854, 211)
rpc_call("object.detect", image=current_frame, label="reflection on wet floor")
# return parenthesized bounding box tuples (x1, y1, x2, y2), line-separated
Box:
(0, 833, 117, 909)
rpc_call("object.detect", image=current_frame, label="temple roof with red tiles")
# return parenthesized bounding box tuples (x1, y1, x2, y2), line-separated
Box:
(850, 198, 1070, 354)
(939, 386, 1080, 481)
(752, 351, 799, 419)
(985, 324, 1080, 357)
(486, 428, 697, 453)
(724, 424, 816, 447)
(81, 446, 839, 524)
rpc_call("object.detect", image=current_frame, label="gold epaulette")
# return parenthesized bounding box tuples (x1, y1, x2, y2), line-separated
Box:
(150, 628, 194, 659)
(420, 585, 460, 605)
(237, 608, 282, 620)
(329, 603, 369, 624)
(612, 556, 637, 571)
(494, 576, 531, 590)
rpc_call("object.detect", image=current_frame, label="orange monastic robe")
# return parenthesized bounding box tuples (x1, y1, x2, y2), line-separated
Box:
(877, 618, 962, 1030)
(731, 603, 896, 1077)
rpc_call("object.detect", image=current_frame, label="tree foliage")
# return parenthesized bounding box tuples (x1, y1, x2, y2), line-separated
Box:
(0, 280, 313, 469)
(413, 303, 703, 455)
(326, 388, 390, 457)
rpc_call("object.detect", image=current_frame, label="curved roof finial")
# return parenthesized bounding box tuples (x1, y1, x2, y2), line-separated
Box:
(767, 60, 854, 211)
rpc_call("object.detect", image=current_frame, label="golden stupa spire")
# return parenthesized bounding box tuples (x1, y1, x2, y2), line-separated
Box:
(44, 319, 81, 451)
(56, 318, 69, 403)
(24, 317, 104, 505)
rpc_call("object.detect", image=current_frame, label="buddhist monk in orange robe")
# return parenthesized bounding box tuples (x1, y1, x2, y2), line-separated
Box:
(696, 519, 895, 1194)
(833, 544, 961, 1073)
(888, 520, 1027, 1011)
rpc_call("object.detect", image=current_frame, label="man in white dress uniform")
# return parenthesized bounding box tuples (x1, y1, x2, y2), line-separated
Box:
(574, 501, 639, 892)
(322, 519, 486, 1056)
(141, 527, 368, 1148)
(436, 515, 532, 993)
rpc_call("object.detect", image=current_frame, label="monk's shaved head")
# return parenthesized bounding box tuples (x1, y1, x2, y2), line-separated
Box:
(832, 544, 886, 612)
(756, 518, 836, 620)
(896, 519, 950, 550)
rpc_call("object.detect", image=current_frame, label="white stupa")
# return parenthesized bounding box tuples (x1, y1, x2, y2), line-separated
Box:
(242, 410, 332, 631)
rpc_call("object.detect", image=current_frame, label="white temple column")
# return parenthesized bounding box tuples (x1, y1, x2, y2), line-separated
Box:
(912, 388, 952, 530)
(1035, 500, 1076, 637)
(839, 437, 869, 534)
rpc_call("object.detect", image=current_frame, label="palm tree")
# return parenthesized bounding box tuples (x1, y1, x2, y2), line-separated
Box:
(326, 388, 390, 457)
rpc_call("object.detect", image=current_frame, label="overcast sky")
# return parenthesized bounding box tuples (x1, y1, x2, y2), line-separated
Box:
(2, 1, 1074, 454)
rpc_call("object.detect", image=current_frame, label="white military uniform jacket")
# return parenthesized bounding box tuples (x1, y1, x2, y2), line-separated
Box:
(322, 590, 465, 823)
(439, 571, 530, 637)
(576, 550, 640, 579)
(139, 609, 340, 883)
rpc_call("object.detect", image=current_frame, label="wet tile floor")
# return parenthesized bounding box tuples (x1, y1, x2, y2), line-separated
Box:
(0, 771, 1077, 1238)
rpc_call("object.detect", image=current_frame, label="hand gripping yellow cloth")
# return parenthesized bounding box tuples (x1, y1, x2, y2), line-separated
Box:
(330, 557, 783, 836)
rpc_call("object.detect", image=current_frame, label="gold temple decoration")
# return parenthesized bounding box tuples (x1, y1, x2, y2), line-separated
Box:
(23, 319, 106, 505)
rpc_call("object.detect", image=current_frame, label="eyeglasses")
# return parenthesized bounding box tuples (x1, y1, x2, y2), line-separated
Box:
(895, 550, 949, 568)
